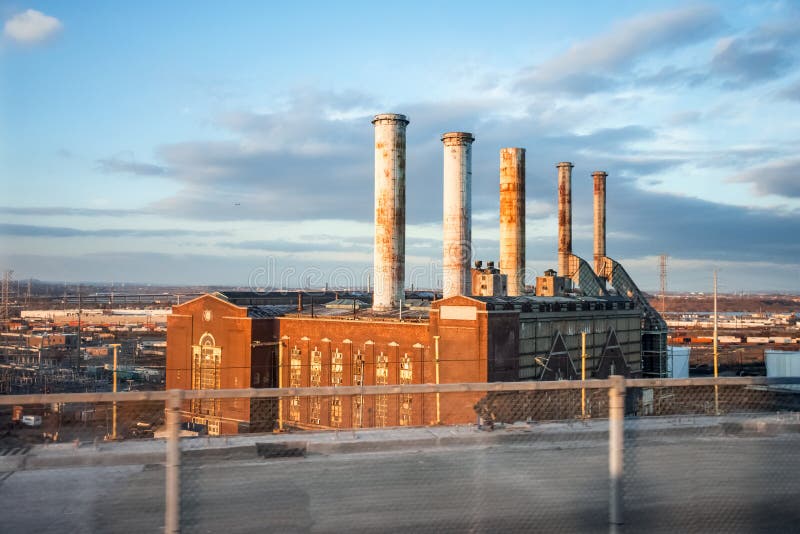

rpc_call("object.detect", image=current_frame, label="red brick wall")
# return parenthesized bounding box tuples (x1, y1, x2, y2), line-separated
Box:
(166, 295, 266, 432)
(277, 317, 432, 428)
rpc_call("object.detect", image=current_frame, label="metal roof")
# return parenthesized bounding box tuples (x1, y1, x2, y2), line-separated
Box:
(246, 305, 296, 318)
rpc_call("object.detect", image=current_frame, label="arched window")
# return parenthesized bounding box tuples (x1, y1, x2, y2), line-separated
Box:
(191, 332, 222, 429)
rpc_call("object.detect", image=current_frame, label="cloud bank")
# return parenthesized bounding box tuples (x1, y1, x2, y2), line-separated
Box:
(4, 9, 62, 44)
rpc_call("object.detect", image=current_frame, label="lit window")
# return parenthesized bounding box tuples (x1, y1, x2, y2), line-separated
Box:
(191, 333, 221, 418)
(290, 348, 302, 387)
(331, 350, 343, 385)
(310, 348, 322, 387)
(353, 351, 364, 386)
(353, 351, 364, 428)
(289, 347, 301, 422)
(400, 353, 413, 426)
(330, 397, 342, 427)
(330, 349, 344, 426)
(310, 348, 322, 424)
(376, 351, 388, 385)
(376, 351, 388, 427)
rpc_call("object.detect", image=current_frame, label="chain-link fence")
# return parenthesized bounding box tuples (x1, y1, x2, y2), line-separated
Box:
(1, 377, 799, 533)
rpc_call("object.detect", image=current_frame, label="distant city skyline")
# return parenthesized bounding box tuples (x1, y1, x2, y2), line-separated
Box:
(2, 1, 799, 292)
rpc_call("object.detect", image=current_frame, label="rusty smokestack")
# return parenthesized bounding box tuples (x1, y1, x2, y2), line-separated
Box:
(372, 113, 409, 311)
(442, 132, 475, 298)
(557, 162, 574, 277)
(593, 171, 608, 275)
(499, 148, 526, 296)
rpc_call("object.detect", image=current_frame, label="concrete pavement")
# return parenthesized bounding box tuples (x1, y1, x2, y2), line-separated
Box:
(0, 415, 798, 533)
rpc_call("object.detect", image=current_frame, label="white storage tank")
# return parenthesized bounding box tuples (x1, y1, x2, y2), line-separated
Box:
(667, 346, 690, 378)
(765, 350, 800, 378)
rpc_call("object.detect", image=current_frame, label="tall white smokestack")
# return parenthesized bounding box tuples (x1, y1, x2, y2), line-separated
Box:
(442, 132, 475, 298)
(499, 148, 526, 296)
(557, 162, 574, 277)
(372, 113, 408, 310)
(593, 171, 608, 275)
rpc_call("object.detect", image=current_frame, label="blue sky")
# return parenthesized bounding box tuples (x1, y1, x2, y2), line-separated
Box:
(1, 1, 799, 292)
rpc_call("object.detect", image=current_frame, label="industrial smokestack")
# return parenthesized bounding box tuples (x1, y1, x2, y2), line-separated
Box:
(372, 113, 409, 311)
(442, 132, 475, 298)
(557, 162, 574, 277)
(499, 148, 526, 296)
(593, 171, 608, 275)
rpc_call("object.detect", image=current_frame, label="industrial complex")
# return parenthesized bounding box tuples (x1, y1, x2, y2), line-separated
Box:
(166, 113, 668, 434)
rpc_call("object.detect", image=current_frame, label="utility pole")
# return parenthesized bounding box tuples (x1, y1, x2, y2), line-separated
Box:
(659, 254, 668, 313)
(1, 270, 12, 321)
(581, 331, 587, 419)
(713, 270, 719, 415)
(76, 284, 82, 370)
(434, 335, 441, 424)
(109, 343, 121, 440)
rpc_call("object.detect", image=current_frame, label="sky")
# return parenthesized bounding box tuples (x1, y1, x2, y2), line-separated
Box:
(1, 0, 799, 293)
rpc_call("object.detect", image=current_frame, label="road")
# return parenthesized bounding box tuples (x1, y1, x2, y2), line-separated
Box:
(1, 432, 799, 533)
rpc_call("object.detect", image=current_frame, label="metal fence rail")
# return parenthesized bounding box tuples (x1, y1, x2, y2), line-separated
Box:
(1, 376, 798, 405)
(1, 376, 798, 533)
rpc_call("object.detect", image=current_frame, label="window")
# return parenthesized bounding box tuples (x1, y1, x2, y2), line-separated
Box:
(353, 351, 364, 428)
(310, 348, 322, 425)
(330, 397, 342, 427)
(353, 351, 364, 386)
(375, 351, 388, 427)
(331, 350, 343, 385)
(329, 349, 344, 427)
(207, 419, 220, 436)
(290, 348, 302, 387)
(191, 333, 221, 419)
(400, 353, 413, 426)
(376, 351, 388, 385)
(289, 347, 301, 422)
(310, 348, 322, 387)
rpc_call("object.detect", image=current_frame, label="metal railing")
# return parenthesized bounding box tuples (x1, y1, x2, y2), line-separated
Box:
(1, 375, 799, 533)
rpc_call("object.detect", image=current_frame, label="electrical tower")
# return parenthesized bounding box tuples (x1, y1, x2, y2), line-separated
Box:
(659, 254, 667, 313)
(1, 270, 13, 321)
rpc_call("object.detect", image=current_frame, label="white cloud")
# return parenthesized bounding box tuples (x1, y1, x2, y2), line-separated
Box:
(516, 5, 723, 94)
(4, 9, 62, 44)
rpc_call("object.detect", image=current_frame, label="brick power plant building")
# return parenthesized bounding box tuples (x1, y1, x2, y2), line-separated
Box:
(167, 113, 666, 435)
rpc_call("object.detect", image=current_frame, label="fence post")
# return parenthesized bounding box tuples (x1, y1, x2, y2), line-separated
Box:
(165, 389, 182, 533)
(609, 375, 625, 526)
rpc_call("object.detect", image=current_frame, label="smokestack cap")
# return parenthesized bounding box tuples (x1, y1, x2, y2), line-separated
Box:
(556, 162, 574, 168)
(441, 132, 475, 145)
(592, 171, 608, 177)
(372, 113, 409, 125)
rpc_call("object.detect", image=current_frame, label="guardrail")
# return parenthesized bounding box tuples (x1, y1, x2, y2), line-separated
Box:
(1, 375, 799, 533)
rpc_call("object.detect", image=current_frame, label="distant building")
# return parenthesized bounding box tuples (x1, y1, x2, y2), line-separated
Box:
(471, 261, 507, 297)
